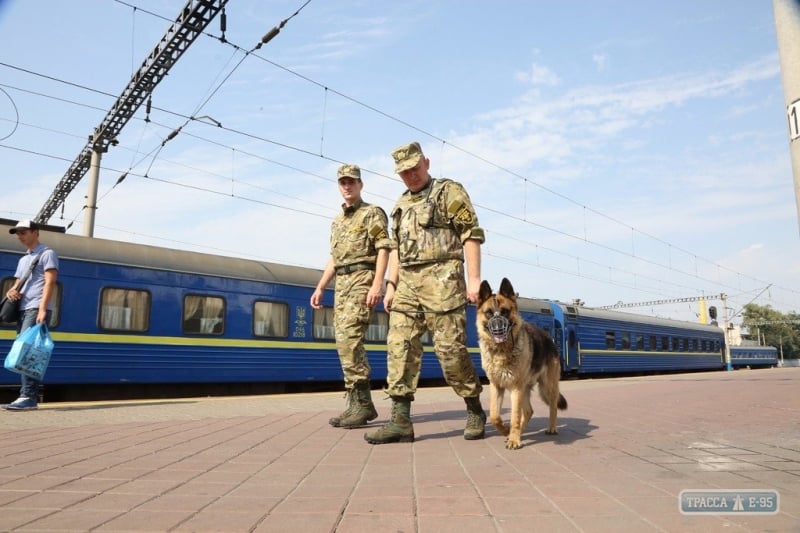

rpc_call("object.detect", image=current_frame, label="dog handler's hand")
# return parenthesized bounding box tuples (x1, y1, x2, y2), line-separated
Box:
(366, 285, 382, 308)
(383, 283, 395, 311)
(466, 277, 481, 304)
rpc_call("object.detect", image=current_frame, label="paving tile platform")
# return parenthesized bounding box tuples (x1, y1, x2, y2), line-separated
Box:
(0, 367, 798, 532)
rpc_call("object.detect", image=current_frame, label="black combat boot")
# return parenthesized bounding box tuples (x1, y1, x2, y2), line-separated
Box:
(364, 396, 414, 444)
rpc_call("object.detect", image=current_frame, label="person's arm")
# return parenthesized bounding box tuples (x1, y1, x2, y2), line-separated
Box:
(310, 257, 336, 309)
(5, 277, 21, 301)
(37, 268, 57, 324)
(367, 248, 390, 308)
(382, 250, 399, 311)
(464, 239, 481, 304)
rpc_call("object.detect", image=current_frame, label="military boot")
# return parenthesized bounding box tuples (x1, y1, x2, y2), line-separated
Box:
(464, 396, 487, 440)
(363, 397, 414, 444)
(339, 381, 378, 428)
(329, 389, 355, 427)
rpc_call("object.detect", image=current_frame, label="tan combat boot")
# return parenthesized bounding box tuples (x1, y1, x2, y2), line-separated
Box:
(363, 397, 414, 444)
(464, 396, 486, 440)
(339, 381, 379, 428)
(329, 389, 355, 427)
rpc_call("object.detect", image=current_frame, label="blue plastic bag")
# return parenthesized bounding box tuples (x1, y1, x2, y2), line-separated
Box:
(4, 323, 54, 380)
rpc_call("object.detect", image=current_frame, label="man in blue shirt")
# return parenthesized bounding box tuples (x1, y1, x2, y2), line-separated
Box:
(2, 219, 59, 411)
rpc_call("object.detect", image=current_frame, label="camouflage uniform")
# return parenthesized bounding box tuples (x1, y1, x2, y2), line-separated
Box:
(385, 177, 484, 399)
(330, 197, 392, 388)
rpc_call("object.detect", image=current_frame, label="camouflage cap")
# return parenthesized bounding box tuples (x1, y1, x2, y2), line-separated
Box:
(391, 141, 424, 173)
(337, 164, 362, 180)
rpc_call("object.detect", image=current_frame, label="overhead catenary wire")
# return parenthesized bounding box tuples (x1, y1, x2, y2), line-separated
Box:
(0, 3, 795, 317)
(1, 66, 795, 315)
(1, 67, 796, 315)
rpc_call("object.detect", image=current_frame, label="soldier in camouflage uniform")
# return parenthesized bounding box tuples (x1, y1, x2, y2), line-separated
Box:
(364, 142, 487, 444)
(311, 164, 392, 428)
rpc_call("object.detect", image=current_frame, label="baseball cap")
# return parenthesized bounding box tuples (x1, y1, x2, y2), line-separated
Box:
(9, 219, 38, 234)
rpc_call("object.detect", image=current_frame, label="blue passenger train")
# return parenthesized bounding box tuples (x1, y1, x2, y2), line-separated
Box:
(0, 223, 776, 391)
(729, 344, 779, 369)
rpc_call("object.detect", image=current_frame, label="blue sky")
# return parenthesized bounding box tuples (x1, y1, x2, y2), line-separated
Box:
(1, 0, 797, 325)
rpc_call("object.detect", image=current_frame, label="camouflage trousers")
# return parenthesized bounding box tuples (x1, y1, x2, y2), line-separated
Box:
(384, 262, 482, 399)
(334, 269, 374, 389)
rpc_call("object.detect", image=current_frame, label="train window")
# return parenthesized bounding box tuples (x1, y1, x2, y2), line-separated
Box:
(569, 330, 577, 347)
(0, 278, 63, 328)
(635, 333, 644, 350)
(692, 339, 699, 352)
(661, 336, 669, 351)
(100, 288, 150, 331)
(253, 301, 288, 338)
(621, 332, 630, 350)
(649, 335, 657, 351)
(313, 308, 335, 340)
(183, 295, 225, 335)
(366, 311, 388, 342)
(605, 331, 615, 349)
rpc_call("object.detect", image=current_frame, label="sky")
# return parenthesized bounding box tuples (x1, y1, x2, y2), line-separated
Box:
(0, 0, 798, 326)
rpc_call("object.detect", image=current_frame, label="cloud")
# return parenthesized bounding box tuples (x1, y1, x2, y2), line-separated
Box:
(514, 62, 561, 87)
(593, 53, 608, 72)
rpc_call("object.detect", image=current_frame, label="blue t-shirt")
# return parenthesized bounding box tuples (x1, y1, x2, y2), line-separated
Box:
(14, 244, 59, 312)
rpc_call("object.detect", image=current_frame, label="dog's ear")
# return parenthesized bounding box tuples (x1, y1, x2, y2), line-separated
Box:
(499, 278, 516, 300)
(478, 280, 493, 305)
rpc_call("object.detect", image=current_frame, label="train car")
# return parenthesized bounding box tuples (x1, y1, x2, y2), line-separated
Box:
(1, 224, 484, 388)
(546, 303, 726, 374)
(729, 344, 779, 368)
(3, 221, 756, 394)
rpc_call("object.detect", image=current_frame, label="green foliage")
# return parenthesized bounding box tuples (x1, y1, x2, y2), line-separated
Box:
(741, 304, 800, 359)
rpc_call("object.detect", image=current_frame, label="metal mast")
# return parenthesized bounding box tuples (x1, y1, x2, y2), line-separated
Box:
(34, 0, 228, 235)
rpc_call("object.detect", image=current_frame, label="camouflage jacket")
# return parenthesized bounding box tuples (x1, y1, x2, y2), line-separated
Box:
(391, 178, 485, 267)
(330, 199, 393, 267)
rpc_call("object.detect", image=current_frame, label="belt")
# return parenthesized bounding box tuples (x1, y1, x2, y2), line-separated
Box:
(335, 262, 376, 275)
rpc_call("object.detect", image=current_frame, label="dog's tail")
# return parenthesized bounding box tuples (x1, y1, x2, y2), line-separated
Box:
(538, 383, 568, 410)
(557, 393, 567, 410)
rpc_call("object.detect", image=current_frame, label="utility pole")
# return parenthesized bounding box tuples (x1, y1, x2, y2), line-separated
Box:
(773, 0, 800, 236)
(34, 0, 228, 236)
(721, 293, 732, 371)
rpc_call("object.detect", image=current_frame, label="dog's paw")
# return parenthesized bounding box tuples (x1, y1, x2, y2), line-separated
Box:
(492, 422, 510, 436)
(505, 438, 523, 450)
(545, 428, 559, 435)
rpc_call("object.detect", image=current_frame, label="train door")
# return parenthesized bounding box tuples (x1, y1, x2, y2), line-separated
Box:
(566, 326, 579, 371)
(549, 302, 578, 372)
(557, 303, 580, 372)
(553, 324, 564, 367)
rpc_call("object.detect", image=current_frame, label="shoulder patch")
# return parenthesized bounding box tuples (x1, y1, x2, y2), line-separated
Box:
(369, 224, 388, 240)
(448, 199, 474, 224)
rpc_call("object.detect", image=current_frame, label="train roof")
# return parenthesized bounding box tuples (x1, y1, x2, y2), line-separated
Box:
(0, 223, 323, 288)
(562, 304, 723, 333)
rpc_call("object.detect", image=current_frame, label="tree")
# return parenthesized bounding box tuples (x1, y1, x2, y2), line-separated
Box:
(741, 304, 799, 359)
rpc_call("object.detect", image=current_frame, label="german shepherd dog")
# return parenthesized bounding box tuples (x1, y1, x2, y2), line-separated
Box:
(476, 278, 567, 449)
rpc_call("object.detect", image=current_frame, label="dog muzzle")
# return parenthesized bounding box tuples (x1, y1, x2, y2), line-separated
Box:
(486, 312, 510, 344)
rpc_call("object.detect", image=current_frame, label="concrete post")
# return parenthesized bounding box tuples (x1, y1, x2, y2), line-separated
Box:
(773, 0, 800, 235)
